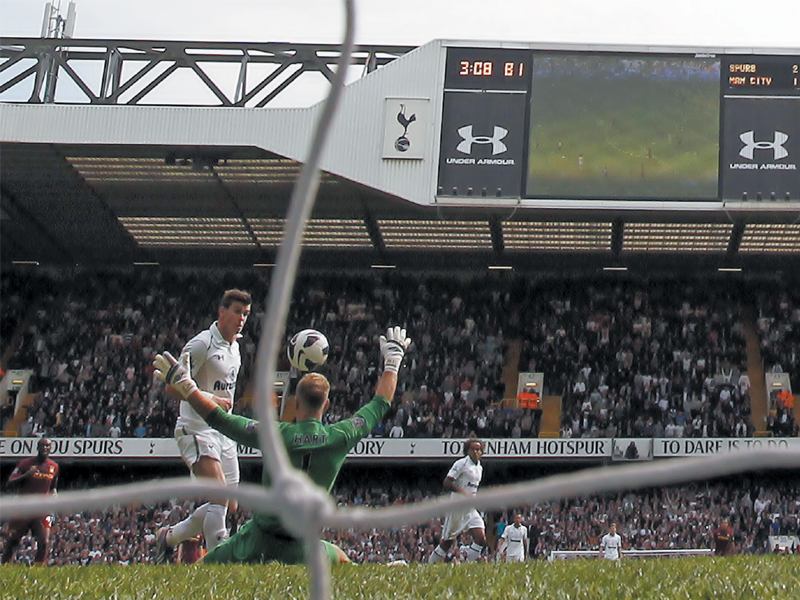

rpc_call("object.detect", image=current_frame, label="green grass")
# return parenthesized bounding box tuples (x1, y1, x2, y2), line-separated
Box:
(2, 557, 800, 600)
(526, 74, 720, 199)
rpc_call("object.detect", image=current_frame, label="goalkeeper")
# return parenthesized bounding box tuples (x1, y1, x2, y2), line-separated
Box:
(153, 326, 411, 565)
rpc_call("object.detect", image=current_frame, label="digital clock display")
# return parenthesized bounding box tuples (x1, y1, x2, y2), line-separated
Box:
(444, 48, 530, 91)
(457, 60, 525, 78)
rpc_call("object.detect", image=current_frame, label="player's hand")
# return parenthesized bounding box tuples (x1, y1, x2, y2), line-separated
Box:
(153, 351, 198, 399)
(380, 326, 411, 374)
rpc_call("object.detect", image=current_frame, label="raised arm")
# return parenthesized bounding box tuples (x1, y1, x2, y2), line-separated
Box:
(156, 325, 411, 421)
(374, 326, 411, 401)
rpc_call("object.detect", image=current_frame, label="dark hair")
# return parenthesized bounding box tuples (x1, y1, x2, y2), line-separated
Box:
(296, 373, 331, 412)
(220, 289, 252, 308)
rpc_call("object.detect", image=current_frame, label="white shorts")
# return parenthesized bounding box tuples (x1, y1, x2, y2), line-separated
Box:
(175, 426, 240, 486)
(441, 508, 484, 541)
(504, 552, 525, 562)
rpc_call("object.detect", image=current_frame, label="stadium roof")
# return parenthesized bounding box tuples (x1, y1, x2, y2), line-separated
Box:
(1, 38, 798, 273)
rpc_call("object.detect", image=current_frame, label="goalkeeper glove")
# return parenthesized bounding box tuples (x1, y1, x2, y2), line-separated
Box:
(153, 351, 198, 399)
(380, 326, 411, 374)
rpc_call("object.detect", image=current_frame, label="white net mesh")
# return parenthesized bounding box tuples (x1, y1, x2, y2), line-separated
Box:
(3, 3, 800, 599)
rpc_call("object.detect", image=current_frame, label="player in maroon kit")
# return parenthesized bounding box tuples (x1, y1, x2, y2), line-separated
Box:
(1, 438, 59, 565)
(714, 518, 735, 556)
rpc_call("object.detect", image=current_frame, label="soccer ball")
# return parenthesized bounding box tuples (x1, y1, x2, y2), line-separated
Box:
(287, 329, 330, 372)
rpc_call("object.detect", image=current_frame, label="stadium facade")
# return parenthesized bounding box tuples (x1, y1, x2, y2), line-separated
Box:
(1, 38, 798, 270)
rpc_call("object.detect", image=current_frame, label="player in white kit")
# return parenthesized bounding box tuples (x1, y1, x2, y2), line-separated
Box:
(599, 522, 623, 560)
(497, 513, 529, 562)
(428, 439, 488, 563)
(154, 289, 252, 564)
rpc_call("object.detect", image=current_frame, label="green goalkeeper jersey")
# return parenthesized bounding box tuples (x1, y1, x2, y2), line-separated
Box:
(205, 395, 390, 531)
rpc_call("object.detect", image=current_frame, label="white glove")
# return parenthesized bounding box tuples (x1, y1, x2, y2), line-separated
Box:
(380, 326, 411, 374)
(153, 351, 198, 399)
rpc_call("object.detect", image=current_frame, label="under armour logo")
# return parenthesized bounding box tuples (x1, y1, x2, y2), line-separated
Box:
(456, 125, 508, 155)
(739, 131, 789, 161)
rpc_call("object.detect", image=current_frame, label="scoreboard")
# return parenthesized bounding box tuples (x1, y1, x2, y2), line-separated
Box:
(437, 47, 800, 203)
(725, 57, 800, 95)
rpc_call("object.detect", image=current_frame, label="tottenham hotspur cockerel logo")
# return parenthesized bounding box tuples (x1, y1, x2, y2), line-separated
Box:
(394, 104, 417, 152)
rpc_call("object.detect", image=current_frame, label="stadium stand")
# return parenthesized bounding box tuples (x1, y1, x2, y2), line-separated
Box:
(1, 267, 797, 440)
(2, 467, 798, 565)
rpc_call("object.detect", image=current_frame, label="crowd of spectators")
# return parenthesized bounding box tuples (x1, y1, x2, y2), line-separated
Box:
(2, 472, 798, 565)
(755, 288, 800, 437)
(0, 270, 55, 352)
(518, 479, 800, 560)
(516, 277, 762, 439)
(2, 268, 797, 566)
(3, 267, 509, 440)
(328, 473, 800, 563)
(1, 267, 797, 440)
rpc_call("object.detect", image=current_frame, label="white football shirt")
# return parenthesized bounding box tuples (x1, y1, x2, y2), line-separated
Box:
(176, 321, 241, 447)
(600, 532, 622, 560)
(446, 455, 483, 498)
(501, 523, 528, 561)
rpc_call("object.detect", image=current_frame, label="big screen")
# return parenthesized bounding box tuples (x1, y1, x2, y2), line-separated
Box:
(438, 47, 800, 203)
(525, 54, 720, 199)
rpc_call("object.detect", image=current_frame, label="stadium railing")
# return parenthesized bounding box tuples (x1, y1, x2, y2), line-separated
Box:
(548, 548, 713, 561)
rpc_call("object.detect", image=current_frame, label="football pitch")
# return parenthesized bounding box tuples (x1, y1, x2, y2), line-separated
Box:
(3, 556, 799, 600)
(526, 72, 720, 199)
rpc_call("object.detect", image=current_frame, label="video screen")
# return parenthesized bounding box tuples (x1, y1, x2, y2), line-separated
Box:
(525, 54, 721, 199)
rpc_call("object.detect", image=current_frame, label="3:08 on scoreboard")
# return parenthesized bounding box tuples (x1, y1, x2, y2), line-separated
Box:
(444, 48, 530, 90)
(458, 60, 525, 77)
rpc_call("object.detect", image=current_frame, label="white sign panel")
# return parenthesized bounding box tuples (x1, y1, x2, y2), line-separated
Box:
(0, 437, 180, 459)
(382, 98, 430, 159)
(653, 437, 799, 457)
(2, 437, 798, 461)
(0, 437, 611, 460)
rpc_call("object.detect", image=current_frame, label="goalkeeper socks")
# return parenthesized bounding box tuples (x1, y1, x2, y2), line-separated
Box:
(465, 543, 484, 561)
(168, 502, 208, 546)
(428, 546, 447, 564)
(204, 503, 229, 552)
